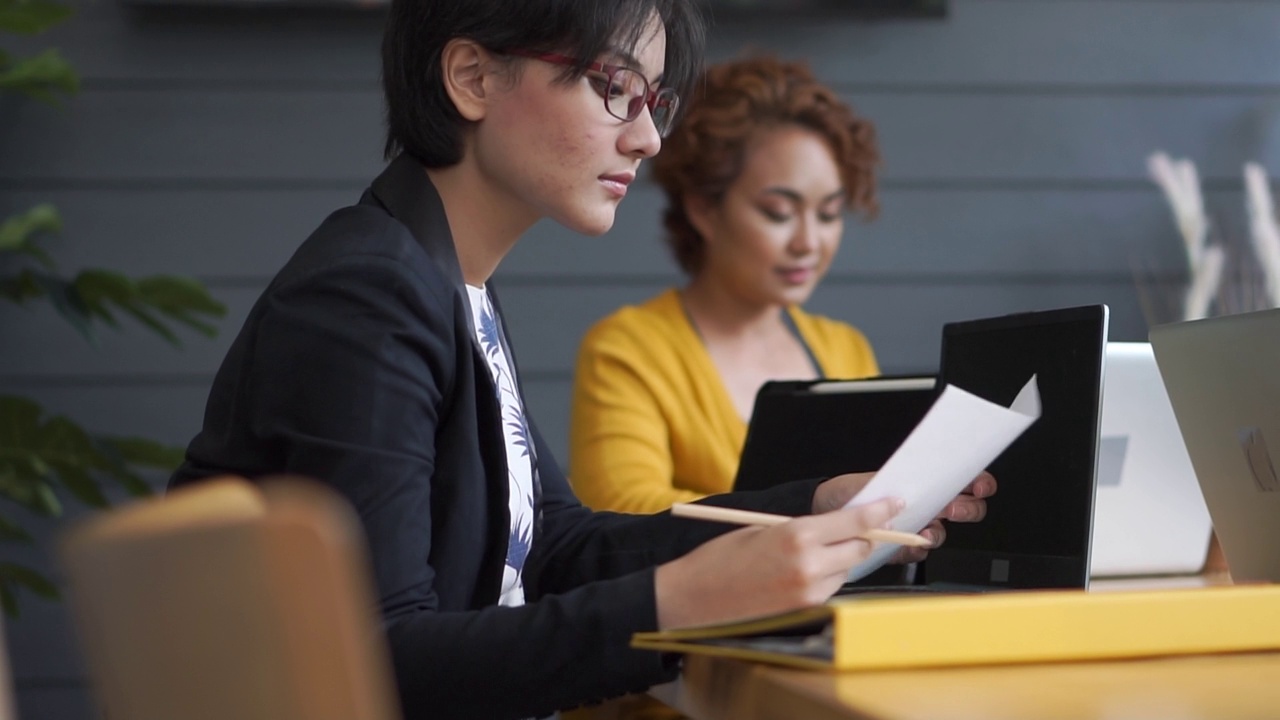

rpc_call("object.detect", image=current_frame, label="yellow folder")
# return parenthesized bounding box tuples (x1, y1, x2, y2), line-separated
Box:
(632, 584, 1280, 671)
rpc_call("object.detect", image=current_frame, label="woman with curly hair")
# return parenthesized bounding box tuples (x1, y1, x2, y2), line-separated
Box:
(570, 55, 898, 518)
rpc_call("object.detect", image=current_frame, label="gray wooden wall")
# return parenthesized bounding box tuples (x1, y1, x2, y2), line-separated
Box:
(3, 0, 1278, 717)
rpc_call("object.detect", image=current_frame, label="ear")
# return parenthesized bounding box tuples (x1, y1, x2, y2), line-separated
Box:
(683, 193, 720, 246)
(440, 38, 500, 122)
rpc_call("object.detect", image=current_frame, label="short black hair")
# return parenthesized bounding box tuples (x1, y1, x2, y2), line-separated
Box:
(381, 0, 705, 166)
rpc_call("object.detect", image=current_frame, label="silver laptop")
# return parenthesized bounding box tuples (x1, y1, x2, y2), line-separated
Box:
(1150, 308, 1280, 583)
(1090, 343, 1212, 577)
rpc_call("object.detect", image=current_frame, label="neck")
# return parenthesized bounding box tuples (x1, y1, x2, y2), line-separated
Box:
(680, 274, 788, 341)
(426, 162, 537, 286)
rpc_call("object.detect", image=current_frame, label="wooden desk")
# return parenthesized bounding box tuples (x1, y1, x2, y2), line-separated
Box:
(659, 651, 1280, 720)
(655, 574, 1279, 720)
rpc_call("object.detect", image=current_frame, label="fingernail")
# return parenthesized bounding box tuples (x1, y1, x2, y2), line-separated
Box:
(893, 498, 906, 512)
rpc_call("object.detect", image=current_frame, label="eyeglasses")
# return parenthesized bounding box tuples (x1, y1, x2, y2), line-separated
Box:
(507, 50, 680, 137)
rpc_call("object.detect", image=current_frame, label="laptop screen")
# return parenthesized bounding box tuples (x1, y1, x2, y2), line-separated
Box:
(925, 305, 1108, 589)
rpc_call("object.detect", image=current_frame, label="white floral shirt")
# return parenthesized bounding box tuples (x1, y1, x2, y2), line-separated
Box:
(466, 285, 536, 607)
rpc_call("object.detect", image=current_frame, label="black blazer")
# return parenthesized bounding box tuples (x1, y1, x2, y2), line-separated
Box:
(170, 154, 823, 720)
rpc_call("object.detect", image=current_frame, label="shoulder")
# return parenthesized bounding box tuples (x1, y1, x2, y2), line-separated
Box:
(268, 204, 457, 316)
(243, 203, 469, 391)
(579, 288, 687, 355)
(279, 206, 436, 285)
(789, 307, 879, 377)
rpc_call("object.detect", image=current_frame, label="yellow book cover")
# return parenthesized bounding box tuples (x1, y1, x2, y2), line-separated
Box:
(632, 584, 1280, 671)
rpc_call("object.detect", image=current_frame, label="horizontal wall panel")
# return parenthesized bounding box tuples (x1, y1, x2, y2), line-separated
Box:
(0, 382, 214, 447)
(8, 589, 86, 682)
(0, 188, 361, 278)
(0, 90, 386, 183)
(0, 292, 249, 378)
(4, 91, 1276, 184)
(1, 186, 1203, 279)
(7, 1, 1280, 88)
(509, 186, 1201, 279)
(523, 377, 575, 473)
(5, 0, 385, 85)
(709, 0, 1280, 90)
(14, 685, 96, 720)
(0, 280, 1164, 378)
(858, 93, 1280, 184)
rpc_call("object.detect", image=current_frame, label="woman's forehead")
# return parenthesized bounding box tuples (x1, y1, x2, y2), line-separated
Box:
(607, 13, 666, 74)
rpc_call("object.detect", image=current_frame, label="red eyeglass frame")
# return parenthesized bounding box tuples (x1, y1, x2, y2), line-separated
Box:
(506, 50, 678, 128)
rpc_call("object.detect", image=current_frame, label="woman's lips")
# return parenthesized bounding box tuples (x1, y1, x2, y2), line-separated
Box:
(599, 174, 634, 199)
(778, 267, 816, 284)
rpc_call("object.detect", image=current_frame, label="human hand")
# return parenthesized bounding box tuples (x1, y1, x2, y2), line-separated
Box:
(653, 497, 903, 630)
(810, 471, 997, 564)
(892, 472, 997, 563)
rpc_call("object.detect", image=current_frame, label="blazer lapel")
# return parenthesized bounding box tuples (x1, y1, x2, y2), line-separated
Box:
(367, 154, 513, 586)
(369, 153, 480, 342)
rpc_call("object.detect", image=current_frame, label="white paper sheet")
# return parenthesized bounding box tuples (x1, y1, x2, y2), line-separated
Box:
(843, 375, 1042, 581)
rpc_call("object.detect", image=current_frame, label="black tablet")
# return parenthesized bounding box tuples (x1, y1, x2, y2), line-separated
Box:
(733, 376, 937, 493)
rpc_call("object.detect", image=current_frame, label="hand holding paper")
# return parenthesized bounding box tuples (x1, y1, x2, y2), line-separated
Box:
(844, 375, 1041, 581)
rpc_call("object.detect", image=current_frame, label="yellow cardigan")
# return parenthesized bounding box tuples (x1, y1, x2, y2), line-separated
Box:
(569, 288, 879, 514)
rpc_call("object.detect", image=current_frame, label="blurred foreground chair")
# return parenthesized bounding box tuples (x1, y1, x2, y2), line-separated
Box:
(59, 476, 400, 720)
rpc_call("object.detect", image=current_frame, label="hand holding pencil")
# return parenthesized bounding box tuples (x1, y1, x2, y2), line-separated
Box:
(654, 496, 909, 630)
(670, 503, 931, 548)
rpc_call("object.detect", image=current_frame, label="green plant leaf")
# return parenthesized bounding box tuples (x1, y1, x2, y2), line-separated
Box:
(0, 204, 61, 265)
(154, 307, 219, 338)
(118, 302, 180, 345)
(94, 438, 163, 497)
(136, 276, 228, 317)
(0, 449, 51, 479)
(0, 0, 74, 35)
(0, 515, 32, 543)
(71, 271, 179, 344)
(54, 462, 106, 506)
(0, 562, 59, 599)
(38, 416, 109, 507)
(0, 269, 45, 303)
(78, 292, 120, 328)
(0, 47, 78, 104)
(0, 466, 62, 515)
(0, 399, 62, 515)
(0, 395, 42, 446)
(93, 462, 151, 498)
(137, 276, 227, 339)
(62, 271, 227, 345)
(33, 480, 61, 515)
(31, 271, 95, 342)
(72, 270, 133, 332)
(0, 464, 41, 508)
(72, 269, 136, 304)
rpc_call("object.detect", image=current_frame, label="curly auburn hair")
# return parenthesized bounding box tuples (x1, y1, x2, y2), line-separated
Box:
(651, 55, 880, 275)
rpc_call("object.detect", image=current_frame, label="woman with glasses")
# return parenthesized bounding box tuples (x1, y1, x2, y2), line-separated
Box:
(169, 2, 990, 718)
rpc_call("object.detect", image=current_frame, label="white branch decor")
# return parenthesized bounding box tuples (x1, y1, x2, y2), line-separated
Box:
(1147, 151, 1223, 321)
(1244, 162, 1280, 309)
